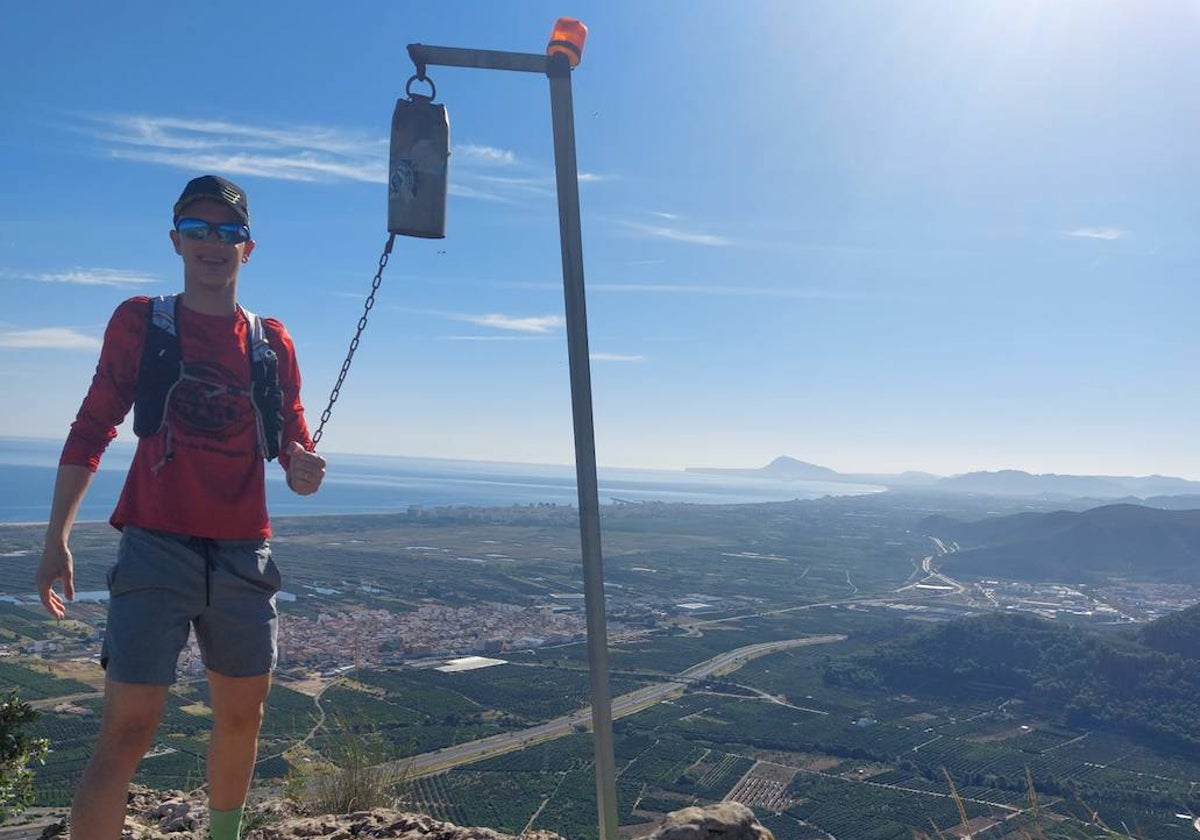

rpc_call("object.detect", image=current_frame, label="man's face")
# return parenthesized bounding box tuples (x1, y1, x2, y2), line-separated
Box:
(169, 197, 255, 289)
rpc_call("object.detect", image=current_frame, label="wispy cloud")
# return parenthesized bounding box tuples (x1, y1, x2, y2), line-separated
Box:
(475, 174, 555, 198)
(70, 113, 556, 203)
(455, 144, 518, 165)
(623, 221, 732, 247)
(506, 280, 871, 301)
(451, 313, 565, 334)
(0, 327, 101, 351)
(82, 114, 388, 183)
(590, 353, 644, 362)
(73, 113, 613, 205)
(18, 267, 160, 287)
(1066, 227, 1130, 241)
(600, 282, 870, 300)
(440, 335, 554, 342)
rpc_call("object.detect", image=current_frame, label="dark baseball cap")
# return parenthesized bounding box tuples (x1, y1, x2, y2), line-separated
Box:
(173, 175, 250, 227)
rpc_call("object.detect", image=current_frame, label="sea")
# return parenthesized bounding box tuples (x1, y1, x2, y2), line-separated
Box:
(0, 436, 884, 525)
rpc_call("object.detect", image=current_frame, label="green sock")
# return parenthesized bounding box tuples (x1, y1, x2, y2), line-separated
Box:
(209, 806, 244, 840)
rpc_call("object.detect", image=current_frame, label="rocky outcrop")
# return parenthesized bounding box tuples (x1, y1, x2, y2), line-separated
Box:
(32, 785, 773, 840)
(252, 810, 563, 840)
(642, 803, 774, 840)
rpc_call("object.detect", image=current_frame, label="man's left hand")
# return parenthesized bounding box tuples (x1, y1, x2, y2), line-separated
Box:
(286, 441, 326, 495)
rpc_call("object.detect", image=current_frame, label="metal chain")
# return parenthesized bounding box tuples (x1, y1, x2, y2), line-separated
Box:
(311, 234, 396, 448)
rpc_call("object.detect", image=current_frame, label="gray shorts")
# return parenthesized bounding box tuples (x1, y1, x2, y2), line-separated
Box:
(101, 526, 281, 685)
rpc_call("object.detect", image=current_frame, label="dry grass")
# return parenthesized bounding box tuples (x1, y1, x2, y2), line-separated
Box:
(287, 714, 409, 816)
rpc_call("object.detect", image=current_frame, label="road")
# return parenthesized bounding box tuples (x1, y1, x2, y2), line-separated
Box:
(383, 634, 846, 778)
(895, 537, 967, 597)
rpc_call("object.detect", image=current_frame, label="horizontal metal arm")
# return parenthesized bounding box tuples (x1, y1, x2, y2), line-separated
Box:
(407, 44, 548, 74)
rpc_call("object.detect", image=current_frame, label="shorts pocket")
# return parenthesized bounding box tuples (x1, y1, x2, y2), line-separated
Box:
(223, 541, 281, 595)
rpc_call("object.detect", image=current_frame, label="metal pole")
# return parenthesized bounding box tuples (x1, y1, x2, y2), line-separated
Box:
(547, 52, 619, 840)
(403, 42, 619, 839)
(407, 44, 546, 74)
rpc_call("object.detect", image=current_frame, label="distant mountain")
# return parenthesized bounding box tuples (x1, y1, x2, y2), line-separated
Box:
(685, 457, 937, 488)
(685, 458, 1200, 500)
(933, 470, 1200, 499)
(758, 456, 841, 481)
(1146, 494, 1200, 511)
(920, 503, 1200, 583)
(686, 456, 840, 482)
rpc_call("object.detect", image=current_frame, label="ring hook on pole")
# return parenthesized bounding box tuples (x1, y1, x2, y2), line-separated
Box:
(405, 73, 436, 101)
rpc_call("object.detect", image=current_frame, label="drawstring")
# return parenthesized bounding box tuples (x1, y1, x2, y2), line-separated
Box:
(190, 537, 215, 607)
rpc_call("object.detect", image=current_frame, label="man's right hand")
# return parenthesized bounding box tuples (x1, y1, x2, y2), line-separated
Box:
(37, 540, 75, 619)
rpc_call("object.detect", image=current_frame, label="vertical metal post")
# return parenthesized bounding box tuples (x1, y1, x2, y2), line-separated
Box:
(547, 51, 619, 840)
(403, 40, 616, 838)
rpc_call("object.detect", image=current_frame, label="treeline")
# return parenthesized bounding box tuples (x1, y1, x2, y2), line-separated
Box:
(824, 607, 1200, 758)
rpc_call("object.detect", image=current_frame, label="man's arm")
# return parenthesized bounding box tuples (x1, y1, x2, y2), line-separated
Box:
(37, 464, 95, 618)
(264, 319, 324, 496)
(38, 299, 144, 617)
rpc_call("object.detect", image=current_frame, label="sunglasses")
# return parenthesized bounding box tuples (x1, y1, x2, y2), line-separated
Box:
(175, 217, 252, 245)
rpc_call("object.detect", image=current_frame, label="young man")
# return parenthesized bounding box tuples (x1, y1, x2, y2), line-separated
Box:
(35, 175, 327, 840)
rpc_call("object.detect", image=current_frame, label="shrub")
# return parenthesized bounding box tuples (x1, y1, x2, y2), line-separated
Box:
(291, 714, 408, 815)
(0, 690, 50, 821)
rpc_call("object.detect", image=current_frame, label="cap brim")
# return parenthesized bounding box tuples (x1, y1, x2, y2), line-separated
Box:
(173, 197, 250, 227)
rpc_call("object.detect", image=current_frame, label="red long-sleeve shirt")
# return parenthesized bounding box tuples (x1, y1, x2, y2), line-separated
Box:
(61, 296, 312, 539)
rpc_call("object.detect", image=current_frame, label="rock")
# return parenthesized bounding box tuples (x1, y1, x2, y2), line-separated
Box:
(152, 799, 197, 833)
(41, 785, 772, 840)
(643, 802, 775, 840)
(38, 820, 67, 840)
(248, 809, 563, 840)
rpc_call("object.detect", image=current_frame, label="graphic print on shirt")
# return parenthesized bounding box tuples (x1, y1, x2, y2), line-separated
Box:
(168, 358, 256, 445)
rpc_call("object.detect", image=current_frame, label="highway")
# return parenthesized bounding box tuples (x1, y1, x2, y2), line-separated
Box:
(385, 633, 846, 778)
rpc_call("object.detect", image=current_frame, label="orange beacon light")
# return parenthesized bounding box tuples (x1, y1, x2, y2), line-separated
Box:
(547, 17, 587, 66)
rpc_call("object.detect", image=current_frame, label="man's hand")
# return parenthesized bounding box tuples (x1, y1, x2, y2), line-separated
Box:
(37, 540, 75, 619)
(286, 441, 326, 496)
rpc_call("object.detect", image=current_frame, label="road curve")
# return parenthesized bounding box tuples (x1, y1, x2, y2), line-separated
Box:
(387, 633, 846, 778)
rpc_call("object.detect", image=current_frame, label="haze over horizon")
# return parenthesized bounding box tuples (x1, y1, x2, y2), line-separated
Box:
(2, 2, 1196, 480)
(4, 434, 1196, 487)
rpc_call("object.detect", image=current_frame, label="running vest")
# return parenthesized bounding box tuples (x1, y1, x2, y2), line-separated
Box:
(132, 294, 284, 462)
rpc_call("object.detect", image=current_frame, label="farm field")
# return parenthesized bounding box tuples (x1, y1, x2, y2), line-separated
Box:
(3, 492, 1199, 838)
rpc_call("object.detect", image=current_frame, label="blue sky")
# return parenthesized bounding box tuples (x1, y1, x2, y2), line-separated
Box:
(1, 1, 1197, 478)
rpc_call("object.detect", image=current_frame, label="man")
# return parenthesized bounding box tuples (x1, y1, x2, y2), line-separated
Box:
(35, 175, 327, 840)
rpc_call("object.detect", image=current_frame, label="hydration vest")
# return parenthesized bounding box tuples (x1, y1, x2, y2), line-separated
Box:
(132, 294, 284, 462)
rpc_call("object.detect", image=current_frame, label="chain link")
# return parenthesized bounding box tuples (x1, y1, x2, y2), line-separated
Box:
(311, 234, 396, 448)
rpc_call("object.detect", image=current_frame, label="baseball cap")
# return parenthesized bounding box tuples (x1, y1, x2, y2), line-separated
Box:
(173, 175, 250, 227)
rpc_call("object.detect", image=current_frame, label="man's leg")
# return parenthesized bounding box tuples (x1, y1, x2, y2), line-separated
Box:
(70, 677, 169, 840)
(207, 669, 271, 835)
(201, 536, 279, 838)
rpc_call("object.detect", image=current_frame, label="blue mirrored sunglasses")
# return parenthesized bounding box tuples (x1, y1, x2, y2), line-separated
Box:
(175, 217, 252, 245)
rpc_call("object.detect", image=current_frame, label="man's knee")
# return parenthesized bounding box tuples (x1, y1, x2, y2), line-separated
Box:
(215, 701, 265, 734)
(92, 713, 161, 766)
(97, 682, 168, 752)
(209, 672, 271, 735)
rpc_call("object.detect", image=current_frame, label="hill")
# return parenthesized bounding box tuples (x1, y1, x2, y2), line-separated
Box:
(825, 608, 1200, 758)
(686, 457, 1200, 500)
(1138, 601, 1200, 660)
(932, 470, 1200, 499)
(757, 456, 841, 481)
(919, 503, 1200, 583)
